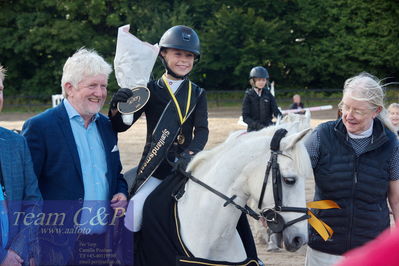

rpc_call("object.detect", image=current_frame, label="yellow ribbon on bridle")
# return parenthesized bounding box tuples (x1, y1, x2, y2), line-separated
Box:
(306, 200, 340, 241)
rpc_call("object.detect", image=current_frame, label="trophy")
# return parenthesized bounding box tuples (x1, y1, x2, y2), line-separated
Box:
(114, 24, 159, 124)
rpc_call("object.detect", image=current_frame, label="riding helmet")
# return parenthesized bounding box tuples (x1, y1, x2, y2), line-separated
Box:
(249, 66, 269, 79)
(159, 25, 200, 59)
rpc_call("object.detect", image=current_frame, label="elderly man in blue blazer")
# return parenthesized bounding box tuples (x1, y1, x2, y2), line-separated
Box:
(0, 64, 42, 266)
(22, 49, 128, 265)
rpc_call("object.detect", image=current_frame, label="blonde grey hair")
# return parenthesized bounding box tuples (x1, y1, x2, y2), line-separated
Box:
(293, 94, 301, 100)
(388, 103, 399, 111)
(61, 48, 112, 98)
(341, 72, 394, 132)
(0, 64, 6, 81)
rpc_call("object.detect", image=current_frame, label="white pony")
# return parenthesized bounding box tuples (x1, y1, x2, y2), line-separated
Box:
(134, 122, 313, 265)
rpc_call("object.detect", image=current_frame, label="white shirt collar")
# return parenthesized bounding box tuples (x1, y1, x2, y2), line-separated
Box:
(347, 120, 373, 139)
(165, 77, 184, 93)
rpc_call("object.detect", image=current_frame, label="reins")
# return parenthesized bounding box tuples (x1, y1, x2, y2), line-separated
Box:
(172, 128, 340, 240)
(174, 168, 261, 220)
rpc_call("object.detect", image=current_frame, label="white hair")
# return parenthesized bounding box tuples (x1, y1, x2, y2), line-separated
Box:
(388, 103, 399, 111)
(341, 72, 395, 132)
(0, 64, 6, 81)
(61, 48, 112, 97)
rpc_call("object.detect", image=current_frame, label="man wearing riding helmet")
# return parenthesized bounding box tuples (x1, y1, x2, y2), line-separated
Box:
(242, 66, 282, 132)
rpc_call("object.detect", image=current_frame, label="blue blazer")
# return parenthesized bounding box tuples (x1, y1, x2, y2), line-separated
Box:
(0, 127, 42, 264)
(22, 102, 128, 200)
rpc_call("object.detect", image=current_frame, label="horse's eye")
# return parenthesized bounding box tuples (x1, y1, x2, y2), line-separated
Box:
(283, 176, 296, 185)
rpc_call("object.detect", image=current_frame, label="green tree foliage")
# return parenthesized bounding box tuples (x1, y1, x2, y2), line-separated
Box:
(0, 0, 398, 100)
(198, 1, 296, 90)
(0, 0, 131, 98)
(291, 0, 399, 88)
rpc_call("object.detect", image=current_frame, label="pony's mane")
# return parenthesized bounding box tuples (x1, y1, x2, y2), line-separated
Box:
(276, 111, 311, 129)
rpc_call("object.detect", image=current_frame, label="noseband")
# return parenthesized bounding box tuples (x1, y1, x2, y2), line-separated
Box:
(257, 128, 309, 233)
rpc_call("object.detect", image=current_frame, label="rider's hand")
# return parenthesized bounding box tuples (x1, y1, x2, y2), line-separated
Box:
(256, 122, 265, 130)
(109, 88, 134, 109)
(175, 151, 193, 172)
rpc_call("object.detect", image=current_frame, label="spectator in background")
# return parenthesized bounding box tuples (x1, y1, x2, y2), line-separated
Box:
(388, 103, 399, 135)
(304, 72, 399, 266)
(0, 64, 42, 266)
(242, 66, 282, 132)
(290, 94, 305, 114)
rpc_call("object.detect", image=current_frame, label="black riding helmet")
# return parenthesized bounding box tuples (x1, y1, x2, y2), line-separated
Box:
(159, 25, 200, 79)
(249, 66, 269, 79)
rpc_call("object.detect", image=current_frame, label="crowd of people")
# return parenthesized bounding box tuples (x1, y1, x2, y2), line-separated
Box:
(0, 24, 398, 266)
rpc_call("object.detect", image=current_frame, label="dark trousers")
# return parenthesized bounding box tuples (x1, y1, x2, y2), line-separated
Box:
(117, 226, 134, 266)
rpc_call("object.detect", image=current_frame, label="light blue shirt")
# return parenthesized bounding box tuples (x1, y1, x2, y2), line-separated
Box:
(0, 189, 8, 248)
(64, 99, 109, 234)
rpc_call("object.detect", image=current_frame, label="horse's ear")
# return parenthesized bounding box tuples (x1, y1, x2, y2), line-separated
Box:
(305, 110, 311, 120)
(280, 128, 312, 150)
(276, 115, 283, 126)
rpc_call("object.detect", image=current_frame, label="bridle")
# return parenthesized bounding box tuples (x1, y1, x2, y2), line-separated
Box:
(173, 128, 309, 234)
(257, 128, 309, 233)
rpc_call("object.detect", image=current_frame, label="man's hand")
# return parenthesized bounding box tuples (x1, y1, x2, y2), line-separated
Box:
(110, 193, 127, 216)
(110, 88, 134, 109)
(1, 250, 23, 266)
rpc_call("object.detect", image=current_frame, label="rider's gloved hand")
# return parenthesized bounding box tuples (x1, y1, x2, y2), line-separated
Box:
(110, 88, 134, 109)
(175, 151, 193, 172)
(255, 122, 265, 131)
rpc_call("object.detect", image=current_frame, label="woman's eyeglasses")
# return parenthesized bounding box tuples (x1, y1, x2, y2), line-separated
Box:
(338, 103, 376, 117)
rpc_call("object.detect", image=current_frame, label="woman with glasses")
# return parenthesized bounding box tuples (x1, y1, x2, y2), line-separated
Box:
(304, 72, 399, 266)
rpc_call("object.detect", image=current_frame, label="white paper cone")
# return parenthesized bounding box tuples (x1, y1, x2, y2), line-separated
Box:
(114, 24, 159, 125)
(114, 24, 159, 89)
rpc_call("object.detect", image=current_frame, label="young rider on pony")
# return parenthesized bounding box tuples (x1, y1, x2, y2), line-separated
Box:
(242, 66, 282, 132)
(109, 25, 260, 263)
